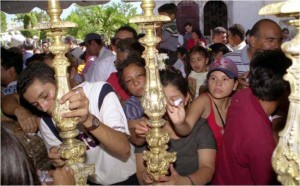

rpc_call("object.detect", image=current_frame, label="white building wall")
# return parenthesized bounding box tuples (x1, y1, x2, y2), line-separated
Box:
(153, 0, 292, 36)
(229, 0, 281, 31)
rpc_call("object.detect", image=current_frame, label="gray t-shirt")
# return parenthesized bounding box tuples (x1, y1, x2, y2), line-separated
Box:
(135, 118, 216, 176)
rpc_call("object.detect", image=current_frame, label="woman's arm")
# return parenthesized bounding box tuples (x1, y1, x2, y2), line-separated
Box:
(168, 94, 210, 136)
(135, 153, 154, 185)
(187, 149, 216, 185)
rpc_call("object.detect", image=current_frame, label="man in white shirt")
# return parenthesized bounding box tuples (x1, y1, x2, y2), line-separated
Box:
(16, 62, 137, 184)
(228, 23, 246, 51)
(81, 33, 116, 82)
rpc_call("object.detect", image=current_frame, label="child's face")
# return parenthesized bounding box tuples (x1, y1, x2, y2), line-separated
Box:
(189, 52, 208, 73)
(163, 84, 187, 107)
(207, 71, 237, 99)
(122, 63, 146, 97)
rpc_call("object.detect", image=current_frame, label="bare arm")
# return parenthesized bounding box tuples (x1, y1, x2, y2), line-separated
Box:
(60, 88, 131, 162)
(188, 149, 216, 185)
(1, 93, 40, 133)
(168, 94, 210, 136)
(83, 114, 131, 162)
(157, 149, 216, 185)
(1, 93, 21, 116)
(136, 153, 155, 185)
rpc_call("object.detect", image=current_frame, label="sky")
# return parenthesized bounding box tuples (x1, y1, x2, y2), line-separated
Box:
(5, 0, 142, 29)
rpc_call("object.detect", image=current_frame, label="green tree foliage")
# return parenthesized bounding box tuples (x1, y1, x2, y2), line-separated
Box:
(65, 2, 138, 44)
(1, 12, 7, 32)
(14, 11, 50, 39)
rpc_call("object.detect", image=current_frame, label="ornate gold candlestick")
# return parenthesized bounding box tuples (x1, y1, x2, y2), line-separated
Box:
(34, 0, 95, 184)
(259, 0, 300, 185)
(130, 0, 176, 181)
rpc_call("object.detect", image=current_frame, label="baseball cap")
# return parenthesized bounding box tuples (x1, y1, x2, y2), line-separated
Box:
(207, 57, 238, 79)
(79, 33, 102, 46)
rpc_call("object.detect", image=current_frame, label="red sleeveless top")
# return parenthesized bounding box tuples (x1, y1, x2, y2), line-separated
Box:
(205, 93, 224, 159)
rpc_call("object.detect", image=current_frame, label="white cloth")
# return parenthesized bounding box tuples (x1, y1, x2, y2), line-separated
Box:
(39, 82, 136, 184)
(232, 41, 246, 51)
(178, 34, 184, 47)
(84, 47, 116, 82)
(173, 58, 186, 78)
(189, 71, 207, 98)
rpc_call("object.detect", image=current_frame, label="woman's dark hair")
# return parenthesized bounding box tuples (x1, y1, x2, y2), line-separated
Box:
(26, 53, 46, 67)
(192, 29, 204, 38)
(1, 126, 40, 185)
(186, 46, 210, 76)
(117, 53, 146, 91)
(249, 50, 292, 101)
(160, 66, 189, 97)
(17, 62, 55, 97)
(208, 43, 230, 61)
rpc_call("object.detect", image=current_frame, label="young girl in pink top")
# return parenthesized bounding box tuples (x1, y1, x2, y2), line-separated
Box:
(168, 57, 238, 160)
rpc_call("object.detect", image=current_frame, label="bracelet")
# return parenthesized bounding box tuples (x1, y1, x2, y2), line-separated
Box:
(186, 175, 195, 185)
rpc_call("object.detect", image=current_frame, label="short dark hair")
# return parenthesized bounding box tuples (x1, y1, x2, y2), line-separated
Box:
(228, 24, 245, 40)
(177, 47, 187, 56)
(1, 126, 40, 185)
(184, 22, 192, 27)
(158, 3, 177, 16)
(208, 43, 230, 55)
(1, 47, 23, 76)
(87, 39, 102, 46)
(17, 62, 55, 97)
(249, 50, 292, 101)
(282, 27, 289, 33)
(250, 19, 279, 37)
(192, 29, 204, 38)
(25, 53, 46, 67)
(213, 27, 227, 37)
(64, 35, 77, 44)
(116, 25, 138, 39)
(116, 38, 144, 54)
(23, 38, 34, 50)
(117, 53, 145, 91)
(208, 43, 230, 61)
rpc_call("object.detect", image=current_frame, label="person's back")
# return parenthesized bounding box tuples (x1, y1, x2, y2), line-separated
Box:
(1, 47, 23, 97)
(212, 50, 291, 184)
(158, 3, 179, 65)
(23, 38, 34, 67)
(65, 35, 84, 66)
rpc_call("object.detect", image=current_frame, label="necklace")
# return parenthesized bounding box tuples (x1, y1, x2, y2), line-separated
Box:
(213, 101, 225, 129)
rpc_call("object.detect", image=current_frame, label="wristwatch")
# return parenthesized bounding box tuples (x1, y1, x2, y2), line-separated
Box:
(85, 116, 101, 132)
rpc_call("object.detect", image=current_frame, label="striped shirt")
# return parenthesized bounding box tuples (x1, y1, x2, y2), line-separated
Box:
(224, 45, 250, 76)
(123, 96, 144, 120)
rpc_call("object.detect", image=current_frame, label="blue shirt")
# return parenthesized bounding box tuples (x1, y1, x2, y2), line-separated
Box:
(123, 96, 144, 120)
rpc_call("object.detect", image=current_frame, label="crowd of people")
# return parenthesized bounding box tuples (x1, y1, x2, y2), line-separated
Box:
(1, 2, 293, 185)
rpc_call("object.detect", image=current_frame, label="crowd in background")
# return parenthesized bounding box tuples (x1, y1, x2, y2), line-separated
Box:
(1, 2, 293, 185)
